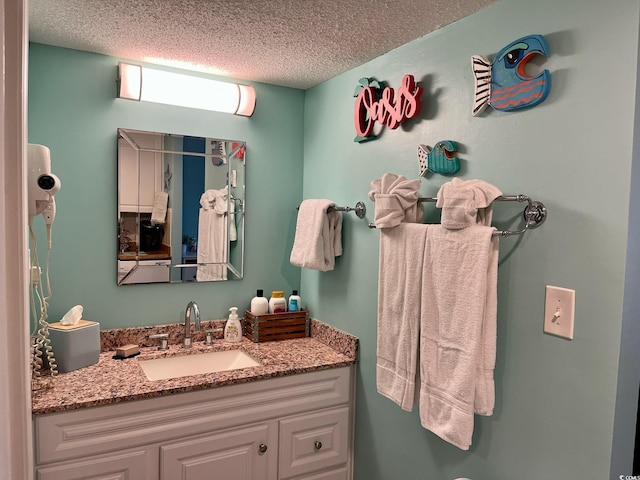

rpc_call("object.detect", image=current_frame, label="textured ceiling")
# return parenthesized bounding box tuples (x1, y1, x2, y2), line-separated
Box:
(29, 0, 496, 90)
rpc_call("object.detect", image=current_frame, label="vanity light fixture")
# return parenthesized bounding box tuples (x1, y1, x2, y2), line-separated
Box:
(116, 62, 256, 117)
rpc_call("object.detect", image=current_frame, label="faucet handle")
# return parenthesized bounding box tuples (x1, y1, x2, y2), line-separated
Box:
(205, 328, 223, 346)
(149, 333, 169, 350)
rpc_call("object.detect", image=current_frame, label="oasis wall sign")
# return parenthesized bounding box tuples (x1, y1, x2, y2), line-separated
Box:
(353, 74, 422, 143)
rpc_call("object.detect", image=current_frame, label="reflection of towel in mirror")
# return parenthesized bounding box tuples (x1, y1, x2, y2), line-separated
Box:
(151, 191, 168, 225)
(200, 186, 236, 241)
(290, 199, 342, 271)
(197, 188, 228, 281)
(368, 173, 423, 228)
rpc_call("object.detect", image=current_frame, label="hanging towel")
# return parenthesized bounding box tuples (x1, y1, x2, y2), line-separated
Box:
(197, 188, 228, 281)
(376, 178, 501, 450)
(418, 225, 498, 450)
(435, 178, 502, 420)
(376, 223, 427, 411)
(290, 199, 342, 271)
(368, 173, 423, 228)
(150, 191, 169, 225)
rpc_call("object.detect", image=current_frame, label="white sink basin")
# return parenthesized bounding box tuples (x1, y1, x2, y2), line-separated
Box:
(139, 349, 262, 381)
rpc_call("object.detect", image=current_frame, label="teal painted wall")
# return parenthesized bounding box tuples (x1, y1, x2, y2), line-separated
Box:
(27, 43, 304, 328)
(302, 0, 639, 479)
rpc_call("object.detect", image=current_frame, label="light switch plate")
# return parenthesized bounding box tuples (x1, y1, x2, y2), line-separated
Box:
(544, 285, 575, 340)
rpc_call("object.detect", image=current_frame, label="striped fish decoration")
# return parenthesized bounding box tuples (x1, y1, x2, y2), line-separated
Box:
(471, 34, 551, 117)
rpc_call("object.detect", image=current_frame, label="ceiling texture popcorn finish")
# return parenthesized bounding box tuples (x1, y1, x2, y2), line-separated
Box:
(29, 0, 496, 90)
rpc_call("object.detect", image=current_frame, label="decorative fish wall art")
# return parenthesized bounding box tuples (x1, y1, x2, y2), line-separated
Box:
(471, 34, 551, 116)
(418, 141, 460, 177)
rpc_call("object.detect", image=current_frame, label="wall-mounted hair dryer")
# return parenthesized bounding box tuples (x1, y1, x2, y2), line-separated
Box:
(28, 144, 61, 220)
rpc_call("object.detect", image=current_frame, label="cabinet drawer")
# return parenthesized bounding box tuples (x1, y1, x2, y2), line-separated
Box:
(279, 406, 349, 479)
(36, 448, 149, 480)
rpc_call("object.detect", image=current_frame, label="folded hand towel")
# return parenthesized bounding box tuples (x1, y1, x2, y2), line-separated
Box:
(150, 191, 169, 225)
(436, 178, 502, 229)
(290, 199, 342, 271)
(368, 173, 423, 228)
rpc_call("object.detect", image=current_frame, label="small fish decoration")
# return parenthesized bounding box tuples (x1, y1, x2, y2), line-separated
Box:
(471, 34, 551, 116)
(418, 140, 460, 177)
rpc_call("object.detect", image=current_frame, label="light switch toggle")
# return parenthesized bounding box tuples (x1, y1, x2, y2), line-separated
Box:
(544, 286, 575, 340)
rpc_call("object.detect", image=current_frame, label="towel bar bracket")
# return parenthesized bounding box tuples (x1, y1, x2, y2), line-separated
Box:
(524, 201, 546, 228)
(341, 201, 366, 218)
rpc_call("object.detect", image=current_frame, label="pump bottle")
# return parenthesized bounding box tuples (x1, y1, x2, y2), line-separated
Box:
(224, 307, 242, 343)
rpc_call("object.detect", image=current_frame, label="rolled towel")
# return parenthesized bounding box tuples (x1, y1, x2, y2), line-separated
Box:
(290, 199, 342, 271)
(436, 178, 502, 229)
(368, 173, 423, 228)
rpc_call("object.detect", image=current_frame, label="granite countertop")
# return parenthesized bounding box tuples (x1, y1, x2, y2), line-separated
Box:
(32, 320, 358, 415)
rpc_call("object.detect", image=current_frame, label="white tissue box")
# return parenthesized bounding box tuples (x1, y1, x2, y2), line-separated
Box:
(48, 320, 100, 372)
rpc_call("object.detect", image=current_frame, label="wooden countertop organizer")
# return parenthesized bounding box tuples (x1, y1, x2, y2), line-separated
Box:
(244, 310, 309, 343)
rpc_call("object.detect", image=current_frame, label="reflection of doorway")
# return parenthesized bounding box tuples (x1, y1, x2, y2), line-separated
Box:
(182, 136, 206, 244)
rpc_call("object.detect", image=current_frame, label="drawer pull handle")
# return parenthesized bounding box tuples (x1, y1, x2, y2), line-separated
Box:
(258, 443, 268, 454)
(314, 441, 323, 450)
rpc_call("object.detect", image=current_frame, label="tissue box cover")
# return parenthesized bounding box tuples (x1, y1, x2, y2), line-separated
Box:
(48, 320, 100, 372)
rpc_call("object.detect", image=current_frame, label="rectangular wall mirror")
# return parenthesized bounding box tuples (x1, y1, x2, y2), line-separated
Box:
(117, 128, 245, 285)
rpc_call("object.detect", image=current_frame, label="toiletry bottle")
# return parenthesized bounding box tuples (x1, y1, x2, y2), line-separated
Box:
(268, 291, 286, 314)
(250, 289, 269, 315)
(224, 307, 242, 343)
(289, 298, 299, 312)
(288, 290, 302, 311)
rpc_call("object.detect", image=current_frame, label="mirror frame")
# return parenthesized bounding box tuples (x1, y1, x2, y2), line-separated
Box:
(117, 128, 245, 285)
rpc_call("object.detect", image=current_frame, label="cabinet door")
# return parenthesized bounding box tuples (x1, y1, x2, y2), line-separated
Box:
(36, 448, 148, 480)
(279, 406, 349, 479)
(161, 422, 277, 480)
(118, 135, 162, 213)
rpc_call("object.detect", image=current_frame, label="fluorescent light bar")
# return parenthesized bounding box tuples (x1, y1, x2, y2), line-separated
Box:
(116, 62, 256, 117)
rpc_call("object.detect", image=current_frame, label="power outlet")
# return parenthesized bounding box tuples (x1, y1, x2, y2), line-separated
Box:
(544, 285, 575, 340)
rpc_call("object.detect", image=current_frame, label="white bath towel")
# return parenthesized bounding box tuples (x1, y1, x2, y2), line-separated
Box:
(376, 223, 499, 450)
(368, 173, 423, 228)
(200, 186, 237, 243)
(436, 177, 502, 419)
(418, 225, 498, 450)
(197, 187, 229, 281)
(290, 199, 342, 271)
(376, 224, 427, 411)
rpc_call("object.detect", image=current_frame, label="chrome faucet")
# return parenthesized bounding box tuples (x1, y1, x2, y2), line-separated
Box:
(183, 301, 201, 348)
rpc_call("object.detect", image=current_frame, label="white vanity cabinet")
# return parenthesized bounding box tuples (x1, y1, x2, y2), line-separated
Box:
(34, 366, 354, 480)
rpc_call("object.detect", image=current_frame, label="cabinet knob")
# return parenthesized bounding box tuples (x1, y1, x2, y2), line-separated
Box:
(258, 443, 268, 454)
(314, 441, 323, 450)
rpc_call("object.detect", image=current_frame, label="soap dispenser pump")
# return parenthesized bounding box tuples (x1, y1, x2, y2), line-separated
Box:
(224, 307, 242, 343)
